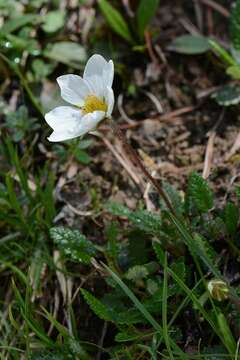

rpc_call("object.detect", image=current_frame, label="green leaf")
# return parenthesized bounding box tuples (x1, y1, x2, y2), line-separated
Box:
(230, 0, 240, 51)
(129, 209, 161, 234)
(80, 288, 112, 321)
(136, 0, 159, 40)
(209, 40, 236, 66)
(125, 264, 149, 281)
(211, 85, 240, 106)
(32, 59, 55, 80)
(29, 350, 74, 360)
(106, 202, 162, 236)
(115, 330, 143, 342)
(167, 266, 225, 345)
(98, 0, 133, 43)
(226, 65, 240, 79)
(171, 258, 186, 283)
(41, 10, 65, 33)
(167, 212, 221, 278)
(160, 182, 184, 216)
(106, 202, 131, 217)
(1, 14, 38, 34)
(231, 47, 240, 64)
(168, 35, 210, 54)
(104, 264, 187, 359)
(127, 230, 148, 265)
(217, 312, 237, 355)
(186, 172, 213, 213)
(193, 233, 216, 263)
(224, 202, 239, 235)
(4, 34, 40, 55)
(236, 186, 240, 200)
(105, 222, 119, 260)
(77, 139, 92, 149)
(50, 227, 96, 264)
(162, 253, 174, 360)
(74, 148, 90, 164)
(152, 241, 165, 265)
(44, 42, 87, 69)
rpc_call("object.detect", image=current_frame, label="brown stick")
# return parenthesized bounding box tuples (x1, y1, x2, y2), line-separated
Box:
(109, 119, 176, 215)
(198, 0, 229, 18)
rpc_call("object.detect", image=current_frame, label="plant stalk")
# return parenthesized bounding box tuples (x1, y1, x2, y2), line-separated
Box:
(109, 118, 175, 216)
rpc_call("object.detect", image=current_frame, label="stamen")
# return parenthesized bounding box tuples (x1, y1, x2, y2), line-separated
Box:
(82, 95, 107, 114)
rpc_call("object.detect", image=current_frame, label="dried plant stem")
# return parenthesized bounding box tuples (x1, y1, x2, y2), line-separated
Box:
(109, 119, 175, 216)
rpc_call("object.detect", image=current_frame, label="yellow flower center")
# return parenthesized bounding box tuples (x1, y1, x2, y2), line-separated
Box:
(82, 95, 107, 114)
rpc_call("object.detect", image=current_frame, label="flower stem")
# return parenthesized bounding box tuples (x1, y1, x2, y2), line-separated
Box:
(109, 119, 176, 216)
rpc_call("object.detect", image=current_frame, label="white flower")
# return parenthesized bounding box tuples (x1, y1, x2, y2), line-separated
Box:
(45, 54, 114, 142)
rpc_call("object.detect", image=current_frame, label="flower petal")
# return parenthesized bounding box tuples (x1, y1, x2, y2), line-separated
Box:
(83, 54, 107, 78)
(103, 59, 114, 88)
(77, 110, 105, 135)
(83, 54, 114, 88)
(105, 87, 114, 117)
(85, 74, 105, 99)
(46, 107, 105, 142)
(57, 75, 90, 106)
(46, 106, 84, 141)
(45, 106, 81, 130)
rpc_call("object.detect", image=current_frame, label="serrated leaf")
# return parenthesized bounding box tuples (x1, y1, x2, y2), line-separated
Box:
(106, 202, 161, 236)
(41, 10, 65, 33)
(106, 202, 131, 217)
(136, 0, 159, 40)
(152, 241, 165, 265)
(168, 35, 210, 54)
(129, 209, 162, 234)
(224, 202, 239, 235)
(50, 227, 96, 264)
(125, 265, 149, 281)
(187, 172, 213, 213)
(171, 258, 186, 282)
(230, 0, 240, 51)
(98, 0, 133, 43)
(211, 85, 240, 106)
(29, 350, 70, 360)
(80, 288, 112, 321)
(44, 42, 87, 69)
(160, 182, 184, 216)
(193, 233, 216, 263)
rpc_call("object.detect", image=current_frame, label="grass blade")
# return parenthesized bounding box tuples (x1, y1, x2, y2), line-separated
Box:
(162, 253, 174, 360)
(103, 263, 188, 359)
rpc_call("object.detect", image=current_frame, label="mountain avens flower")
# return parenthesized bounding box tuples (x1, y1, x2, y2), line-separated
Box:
(207, 279, 229, 301)
(45, 54, 114, 142)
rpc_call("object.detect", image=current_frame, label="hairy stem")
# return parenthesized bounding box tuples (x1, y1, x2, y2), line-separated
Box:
(109, 118, 175, 215)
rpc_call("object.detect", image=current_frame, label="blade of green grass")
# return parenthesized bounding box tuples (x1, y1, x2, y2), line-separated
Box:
(103, 263, 188, 359)
(162, 253, 174, 360)
(167, 266, 231, 352)
(167, 212, 221, 277)
(167, 212, 240, 306)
